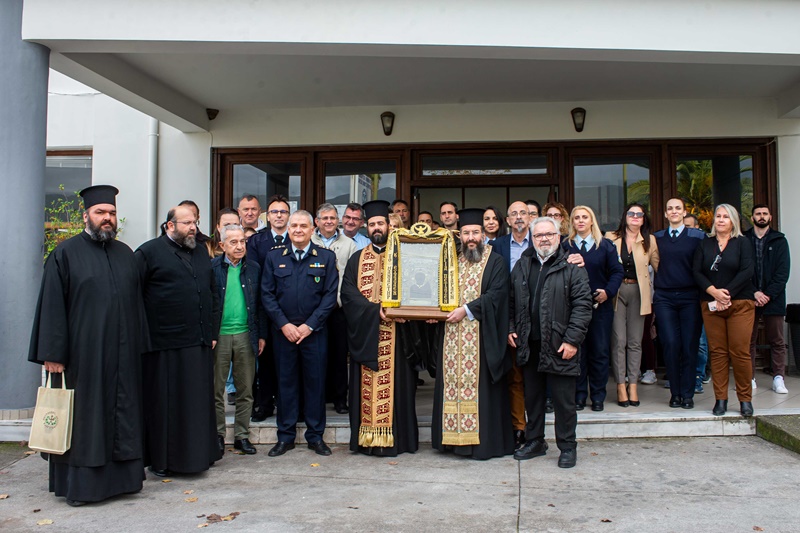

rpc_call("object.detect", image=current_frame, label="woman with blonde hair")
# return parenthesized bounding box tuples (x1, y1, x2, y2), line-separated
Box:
(605, 204, 659, 407)
(563, 205, 623, 411)
(544, 202, 570, 237)
(693, 203, 756, 417)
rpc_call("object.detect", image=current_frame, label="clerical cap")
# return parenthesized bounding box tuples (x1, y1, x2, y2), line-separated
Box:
(80, 185, 119, 209)
(362, 200, 391, 221)
(457, 208, 484, 229)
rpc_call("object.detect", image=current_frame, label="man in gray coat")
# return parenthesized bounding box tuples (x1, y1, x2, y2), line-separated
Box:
(509, 217, 593, 468)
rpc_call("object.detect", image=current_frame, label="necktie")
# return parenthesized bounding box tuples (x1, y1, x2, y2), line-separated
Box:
(671, 229, 678, 242)
(296, 250, 303, 262)
(275, 234, 284, 245)
(580, 240, 588, 253)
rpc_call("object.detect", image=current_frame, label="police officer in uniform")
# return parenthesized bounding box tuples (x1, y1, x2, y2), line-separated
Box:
(261, 210, 339, 457)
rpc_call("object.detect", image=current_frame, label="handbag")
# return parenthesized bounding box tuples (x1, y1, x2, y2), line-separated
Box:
(28, 373, 74, 455)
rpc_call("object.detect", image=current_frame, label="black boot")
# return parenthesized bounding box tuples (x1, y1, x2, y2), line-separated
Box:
(712, 399, 728, 416)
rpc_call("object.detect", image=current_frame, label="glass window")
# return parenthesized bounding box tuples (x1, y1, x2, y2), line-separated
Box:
(324, 160, 396, 218)
(422, 154, 548, 177)
(676, 155, 753, 232)
(233, 162, 301, 214)
(573, 156, 651, 232)
(45, 155, 92, 220)
(464, 188, 506, 211)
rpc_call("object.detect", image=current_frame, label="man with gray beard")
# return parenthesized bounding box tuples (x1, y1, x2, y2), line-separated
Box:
(509, 217, 592, 468)
(136, 205, 221, 476)
(431, 208, 514, 459)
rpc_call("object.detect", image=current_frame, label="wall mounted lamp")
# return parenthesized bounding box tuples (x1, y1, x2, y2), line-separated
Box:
(570, 107, 586, 133)
(381, 111, 395, 136)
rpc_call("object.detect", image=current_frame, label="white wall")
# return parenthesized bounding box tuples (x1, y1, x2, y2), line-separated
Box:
(777, 135, 800, 303)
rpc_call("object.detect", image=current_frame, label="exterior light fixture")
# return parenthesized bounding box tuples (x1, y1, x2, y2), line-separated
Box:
(571, 107, 586, 133)
(381, 111, 395, 136)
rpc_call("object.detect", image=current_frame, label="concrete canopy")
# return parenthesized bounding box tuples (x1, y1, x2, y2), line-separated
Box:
(22, 0, 800, 131)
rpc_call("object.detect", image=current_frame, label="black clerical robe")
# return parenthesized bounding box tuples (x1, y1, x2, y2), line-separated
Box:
(341, 246, 419, 456)
(29, 231, 145, 502)
(136, 235, 220, 474)
(432, 250, 514, 459)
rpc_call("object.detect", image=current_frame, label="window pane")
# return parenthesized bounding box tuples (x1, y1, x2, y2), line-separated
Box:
(233, 162, 301, 215)
(324, 160, 396, 217)
(508, 186, 556, 213)
(46, 155, 92, 221)
(422, 154, 547, 176)
(464, 188, 506, 211)
(573, 156, 650, 232)
(676, 155, 753, 232)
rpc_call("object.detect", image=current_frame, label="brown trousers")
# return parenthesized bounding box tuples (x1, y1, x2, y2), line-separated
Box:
(701, 299, 755, 402)
(749, 308, 787, 377)
(508, 351, 526, 431)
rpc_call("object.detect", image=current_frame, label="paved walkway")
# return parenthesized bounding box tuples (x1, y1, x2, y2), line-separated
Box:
(1, 436, 798, 532)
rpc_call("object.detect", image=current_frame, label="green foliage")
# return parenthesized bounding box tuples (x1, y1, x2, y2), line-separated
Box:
(44, 185, 84, 261)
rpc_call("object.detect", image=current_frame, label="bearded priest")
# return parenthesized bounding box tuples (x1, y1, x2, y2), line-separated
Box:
(432, 208, 515, 459)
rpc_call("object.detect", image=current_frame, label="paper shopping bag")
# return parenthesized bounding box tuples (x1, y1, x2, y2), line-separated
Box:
(28, 373, 74, 455)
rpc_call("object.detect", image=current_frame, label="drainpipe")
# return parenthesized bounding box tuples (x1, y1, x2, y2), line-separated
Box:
(147, 118, 159, 238)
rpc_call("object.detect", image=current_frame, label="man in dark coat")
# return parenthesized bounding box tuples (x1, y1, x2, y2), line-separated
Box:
(341, 200, 419, 456)
(745, 204, 791, 394)
(29, 185, 145, 506)
(136, 205, 221, 476)
(432, 208, 515, 460)
(509, 216, 593, 468)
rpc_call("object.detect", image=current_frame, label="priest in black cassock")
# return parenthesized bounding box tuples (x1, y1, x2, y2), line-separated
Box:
(29, 185, 146, 506)
(341, 200, 419, 456)
(432, 208, 515, 460)
(136, 205, 221, 476)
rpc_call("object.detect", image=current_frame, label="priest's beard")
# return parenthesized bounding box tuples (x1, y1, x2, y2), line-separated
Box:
(370, 230, 388, 246)
(87, 218, 117, 242)
(463, 241, 485, 264)
(171, 228, 197, 249)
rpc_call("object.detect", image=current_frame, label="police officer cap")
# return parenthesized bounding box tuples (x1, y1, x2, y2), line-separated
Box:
(457, 208, 484, 229)
(80, 185, 119, 209)
(362, 200, 391, 221)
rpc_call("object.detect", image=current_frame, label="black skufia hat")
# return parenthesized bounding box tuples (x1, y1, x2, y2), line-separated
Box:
(362, 200, 391, 221)
(80, 185, 118, 209)
(457, 208, 484, 229)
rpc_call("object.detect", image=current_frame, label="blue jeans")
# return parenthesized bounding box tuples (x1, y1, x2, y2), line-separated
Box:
(696, 326, 708, 380)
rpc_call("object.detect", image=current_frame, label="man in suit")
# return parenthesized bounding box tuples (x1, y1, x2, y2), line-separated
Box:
(261, 210, 339, 457)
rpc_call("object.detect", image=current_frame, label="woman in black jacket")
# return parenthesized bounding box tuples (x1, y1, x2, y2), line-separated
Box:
(693, 204, 756, 417)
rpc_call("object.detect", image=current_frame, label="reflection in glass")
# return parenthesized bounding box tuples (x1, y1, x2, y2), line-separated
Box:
(676, 156, 753, 232)
(422, 154, 547, 176)
(399, 242, 440, 307)
(325, 161, 396, 217)
(573, 156, 650, 232)
(46, 156, 92, 219)
(233, 162, 301, 213)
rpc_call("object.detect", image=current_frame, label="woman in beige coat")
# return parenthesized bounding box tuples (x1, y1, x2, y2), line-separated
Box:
(605, 203, 660, 407)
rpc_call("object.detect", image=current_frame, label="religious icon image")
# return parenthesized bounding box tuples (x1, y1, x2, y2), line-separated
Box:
(405, 269, 436, 306)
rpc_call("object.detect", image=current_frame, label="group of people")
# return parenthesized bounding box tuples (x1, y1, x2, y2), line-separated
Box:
(28, 184, 790, 507)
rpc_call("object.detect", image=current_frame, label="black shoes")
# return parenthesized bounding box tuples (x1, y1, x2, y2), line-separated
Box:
(740, 401, 754, 418)
(227, 392, 235, 406)
(268, 441, 295, 457)
(545, 398, 554, 414)
(66, 499, 87, 507)
(514, 440, 548, 461)
(513, 429, 526, 449)
(558, 449, 577, 468)
(251, 406, 274, 423)
(575, 402, 585, 411)
(234, 438, 257, 455)
(669, 396, 683, 408)
(591, 401, 604, 412)
(308, 440, 332, 456)
(712, 399, 728, 416)
(334, 403, 349, 415)
(217, 435, 226, 455)
(681, 398, 694, 409)
(148, 466, 171, 477)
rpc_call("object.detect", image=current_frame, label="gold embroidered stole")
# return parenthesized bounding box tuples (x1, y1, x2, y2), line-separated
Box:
(440, 246, 491, 446)
(357, 246, 396, 448)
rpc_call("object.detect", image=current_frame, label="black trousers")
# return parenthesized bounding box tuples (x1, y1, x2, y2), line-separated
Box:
(325, 307, 349, 406)
(522, 339, 577, 452)
(253, 345, 277, 413)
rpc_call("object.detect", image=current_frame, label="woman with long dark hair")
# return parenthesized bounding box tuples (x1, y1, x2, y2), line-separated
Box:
(483, 206, 507, 242)
(605, 204, 659, 407)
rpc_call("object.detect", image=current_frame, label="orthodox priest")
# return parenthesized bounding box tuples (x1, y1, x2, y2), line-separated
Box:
(136, 205, 221, 476)
(432, 208, 515, 460)
(341, 200, 419, 456)
(29, 185, 145, 506)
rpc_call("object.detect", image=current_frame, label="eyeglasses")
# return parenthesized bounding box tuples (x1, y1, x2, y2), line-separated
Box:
(175, 220, 197, 226)
(268, 209, 289, 216)
(318, 216, 337, 222)
(627, 211, 645, 219)
(342, 215, 363, 222)
(547, 213, 563, 219)
(710, 254, 722, 272)
(508, 210, 528, 218)
(533, 232, 558, 241)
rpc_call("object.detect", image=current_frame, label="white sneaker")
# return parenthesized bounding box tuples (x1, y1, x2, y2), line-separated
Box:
(773, 375, 789, 394)
(751, 378, 757, 390)
(641, 370, 657, 385)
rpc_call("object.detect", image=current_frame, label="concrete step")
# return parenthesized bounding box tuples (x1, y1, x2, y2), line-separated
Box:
(756, 415, 800, 455)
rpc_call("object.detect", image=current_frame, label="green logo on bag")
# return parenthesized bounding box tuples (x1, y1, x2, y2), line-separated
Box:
(43, 411, 58, 430)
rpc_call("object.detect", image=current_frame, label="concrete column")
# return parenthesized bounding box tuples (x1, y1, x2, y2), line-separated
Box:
(0, 1, 50, 411)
